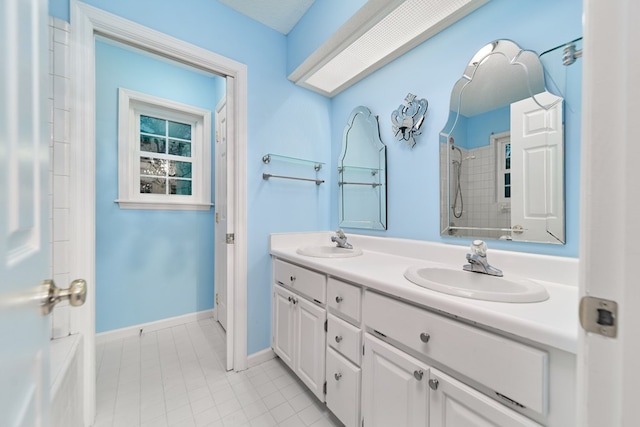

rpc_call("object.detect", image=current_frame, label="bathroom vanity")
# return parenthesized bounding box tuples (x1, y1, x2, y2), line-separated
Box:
(270, 232, 578, 427)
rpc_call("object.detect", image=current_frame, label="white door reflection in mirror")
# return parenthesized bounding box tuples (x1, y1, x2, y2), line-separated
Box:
(510, 91, 564, 243)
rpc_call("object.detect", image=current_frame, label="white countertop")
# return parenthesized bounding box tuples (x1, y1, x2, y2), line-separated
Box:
(270, 232, 579, 354)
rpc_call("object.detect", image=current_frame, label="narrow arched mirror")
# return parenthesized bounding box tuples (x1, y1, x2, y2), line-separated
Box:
(339, 106, 387, 230)
(440, 39, 565, 244)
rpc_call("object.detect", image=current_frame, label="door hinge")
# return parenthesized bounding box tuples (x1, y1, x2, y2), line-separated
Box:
(215, 293, 219, 305)
(323, 381, 327, 395)
(362, 344, 365, 356)
(580, 296, 618, 337)
(226, 233, 235, 244)
(324, 320, 328, 332)
(215, 212, 220, 224)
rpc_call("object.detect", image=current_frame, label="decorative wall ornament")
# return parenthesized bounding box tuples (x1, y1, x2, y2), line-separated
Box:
(391, 93, 429, 148)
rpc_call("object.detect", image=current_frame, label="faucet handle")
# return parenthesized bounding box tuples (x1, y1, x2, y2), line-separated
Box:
(470, 240, 487, 257)
(335, 229, 346, 239)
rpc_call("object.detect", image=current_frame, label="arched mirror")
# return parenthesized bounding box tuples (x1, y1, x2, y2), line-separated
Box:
(339, 106, 387, 230)
(440, 39, 565, 244)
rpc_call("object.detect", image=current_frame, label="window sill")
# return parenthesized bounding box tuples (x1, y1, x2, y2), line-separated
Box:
(115, 199, 214, 211)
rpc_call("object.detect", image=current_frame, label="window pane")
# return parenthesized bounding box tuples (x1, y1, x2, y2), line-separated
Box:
(169, 179, 192, 195)
(169, 160, 192, 178)
(140, 177, 166, 194)
(504, 173, 510, 186)
(140, 115, 166, 136)
(168, 121, 191, 140)
(168, 139, 191, 157)
(505, 143, 511, 170)
(505, 186, 511, 198)
(140, 157, 167, 176)
(140, 135, 166, 153)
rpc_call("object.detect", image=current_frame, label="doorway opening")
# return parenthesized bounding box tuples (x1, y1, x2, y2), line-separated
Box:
(70, 2, 248, 424)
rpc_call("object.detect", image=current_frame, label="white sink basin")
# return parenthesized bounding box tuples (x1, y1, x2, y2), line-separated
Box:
(296, 245, 363, 258)
(403, 266, 549, 303)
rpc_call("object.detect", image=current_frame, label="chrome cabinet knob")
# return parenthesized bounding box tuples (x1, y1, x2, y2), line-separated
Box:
(292, 297, 298, 305)
(335, 335, 343, 343)
(335, 296, 343, 303)
(429, 378, 439, 390)
(420, 332, 431, 343)
(290, 275, 296, 283)
(334, 372, 342, 381)
(413, 370, 424, 381)
(41, 279, 87, 315)
(288, 296, 292, 302)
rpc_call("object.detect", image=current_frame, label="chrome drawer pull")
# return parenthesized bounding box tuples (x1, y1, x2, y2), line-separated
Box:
(429, 378, 439, 390)
(334, 372, 342, 381)
(335, 296, 343, 303)
(419, 332, 431, 343)
(413, 370, 424, 381)
(335, 335, 343, 343)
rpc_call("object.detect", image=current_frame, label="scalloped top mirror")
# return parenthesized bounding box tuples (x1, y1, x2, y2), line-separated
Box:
(440, 39, 565, 244)
(339, 106, 387, 230)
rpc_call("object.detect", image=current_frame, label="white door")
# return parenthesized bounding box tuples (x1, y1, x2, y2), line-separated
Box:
(429, 369, 541, 427)
(272, 285, 295, 368)
(295, 296, 326, 401)
(214, 96, 228, 331)
(362, 334, 430, 427)
(0, 0, 50, 424)
(510, 91, 564, 243)
(579, 0, 640, 425)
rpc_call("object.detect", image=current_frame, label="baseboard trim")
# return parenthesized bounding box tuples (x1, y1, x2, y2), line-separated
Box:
(96, 309, 214, 345)
(247, 347, 275, 368)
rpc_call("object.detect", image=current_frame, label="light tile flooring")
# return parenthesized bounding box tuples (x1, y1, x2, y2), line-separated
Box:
(94, 318, 344, 427)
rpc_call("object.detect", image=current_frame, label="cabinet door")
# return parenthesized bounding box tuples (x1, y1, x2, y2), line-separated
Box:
(296, 296, 327, 401)
(273, 285, 295, 368)
(429, 369, 542, 427)
(326, 347, 361, 427)
(362, 334, 430, 427)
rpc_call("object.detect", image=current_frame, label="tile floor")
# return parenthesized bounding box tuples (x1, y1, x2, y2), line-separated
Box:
(94, 318, 344, 427)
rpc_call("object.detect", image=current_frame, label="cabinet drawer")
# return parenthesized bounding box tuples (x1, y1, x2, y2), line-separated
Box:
(326, 347, 361, 427)
(327, 313, 362, 366)
(327, 278, 361, 323)
(364, 291, 548, 415)
(274, 259, 326, 304)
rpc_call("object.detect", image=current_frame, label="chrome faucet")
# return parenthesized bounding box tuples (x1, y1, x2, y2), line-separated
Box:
(463, 240, 503, 277)
(331, 229, 353, 249)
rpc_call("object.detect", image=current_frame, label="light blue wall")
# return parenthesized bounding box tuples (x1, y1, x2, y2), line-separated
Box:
(466, 106, 509, 149)
(329, 0, 583, 258)
(94, 40, 223, 333)
(286, 0, 367, 75)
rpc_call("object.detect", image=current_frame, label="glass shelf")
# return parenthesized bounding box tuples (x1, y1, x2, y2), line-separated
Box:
(262, 153, 324, 171)
(339, 165, 382, 175)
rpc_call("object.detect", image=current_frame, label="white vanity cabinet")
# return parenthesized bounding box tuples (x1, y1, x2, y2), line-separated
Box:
(272, 260, 327, 401)
(271, 254, 574, 426)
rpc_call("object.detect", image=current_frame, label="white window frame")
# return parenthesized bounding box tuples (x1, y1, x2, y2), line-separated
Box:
(492, 131, 511, 204)
(117, 88, 212, 210)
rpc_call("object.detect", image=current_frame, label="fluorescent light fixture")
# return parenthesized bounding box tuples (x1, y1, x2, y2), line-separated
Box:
(289, 0, 489, 97)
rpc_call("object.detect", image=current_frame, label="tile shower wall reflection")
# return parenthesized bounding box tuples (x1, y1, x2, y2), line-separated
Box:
(442, 143, 510, 240)
(49, 17, 72, 339)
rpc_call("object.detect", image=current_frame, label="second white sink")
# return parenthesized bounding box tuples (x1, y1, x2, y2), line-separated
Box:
(403, 266, 549, 303)
(296, 245, 363, 258)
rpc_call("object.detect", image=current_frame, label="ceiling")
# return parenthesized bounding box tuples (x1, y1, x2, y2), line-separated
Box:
(217, 0, 316, 34)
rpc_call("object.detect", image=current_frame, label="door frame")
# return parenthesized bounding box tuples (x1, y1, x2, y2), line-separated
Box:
(69, 1, 248, 424)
